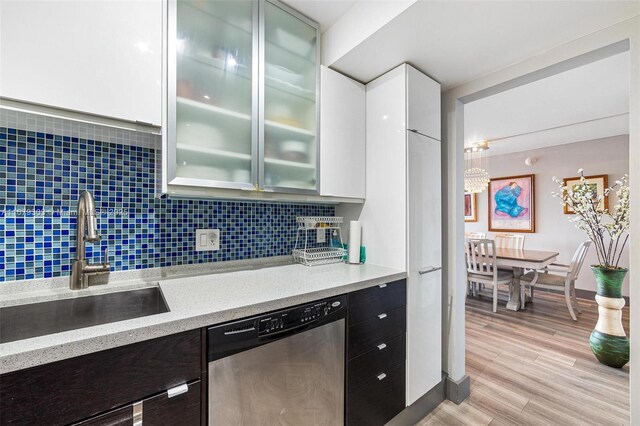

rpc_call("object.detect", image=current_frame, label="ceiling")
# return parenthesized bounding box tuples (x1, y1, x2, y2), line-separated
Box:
(285, 1, 635, 155)
(282, 0, 356, 32)
(318, 0, 639, 88)
(464, 51, 630, 156)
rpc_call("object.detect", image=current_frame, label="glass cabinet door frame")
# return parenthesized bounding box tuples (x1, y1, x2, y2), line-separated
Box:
(258, 0, 321, 195)
(165, 0, 260, 192)
(163, 0, 320, 195)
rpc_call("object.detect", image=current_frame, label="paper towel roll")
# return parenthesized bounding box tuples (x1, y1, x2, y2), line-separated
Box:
(348, 221, 361, 264)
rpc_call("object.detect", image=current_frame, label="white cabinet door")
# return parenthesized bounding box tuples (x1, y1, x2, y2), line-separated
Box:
(0, 0, 162, 125)
(406, 65, 441, 141)
(408, 131, 442, 270)
(360, 65, 406, 270)
(407, 131, 442, 404)
(320, 66, 365, 199)
(407, 269, 442, 405)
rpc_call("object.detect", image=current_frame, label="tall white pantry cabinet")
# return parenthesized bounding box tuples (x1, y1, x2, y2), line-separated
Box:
(360, 64, 442, 406)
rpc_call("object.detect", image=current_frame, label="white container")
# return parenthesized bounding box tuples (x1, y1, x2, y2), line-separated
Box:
(348, 221, 361, 264)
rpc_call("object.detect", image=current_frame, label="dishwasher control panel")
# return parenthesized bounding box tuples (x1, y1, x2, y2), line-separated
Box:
(258, 298, 344, 335)
(208, 294, 347, 362)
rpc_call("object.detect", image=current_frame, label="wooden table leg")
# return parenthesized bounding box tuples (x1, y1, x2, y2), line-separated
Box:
(506, 267, 523, 311)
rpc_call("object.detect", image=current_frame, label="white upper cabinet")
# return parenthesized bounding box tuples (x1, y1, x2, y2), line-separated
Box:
(0, 0, 162, 125)
(406, 65, 441, 140)
(320, 66, 365, 199)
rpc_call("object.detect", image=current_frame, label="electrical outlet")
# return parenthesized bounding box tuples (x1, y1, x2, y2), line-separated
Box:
(195, 229, 220, 252)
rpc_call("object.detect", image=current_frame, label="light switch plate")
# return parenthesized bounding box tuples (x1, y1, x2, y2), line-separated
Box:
(316, 228, 326, 243)
(195, 229, 220, 252)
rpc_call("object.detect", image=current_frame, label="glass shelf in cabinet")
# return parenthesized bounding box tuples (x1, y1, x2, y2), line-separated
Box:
(177, 97, 251, 122)
(264, 157, 315, 169)
(180, 1, 253, 36)
(178, 53, 252, 82)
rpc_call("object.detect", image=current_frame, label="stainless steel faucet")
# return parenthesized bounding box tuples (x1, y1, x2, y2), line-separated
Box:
(70, 191, 110, 290)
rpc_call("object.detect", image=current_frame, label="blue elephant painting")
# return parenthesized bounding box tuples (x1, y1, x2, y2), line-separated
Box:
(494, 182, 528, 218)
(489, 175, 534, 232)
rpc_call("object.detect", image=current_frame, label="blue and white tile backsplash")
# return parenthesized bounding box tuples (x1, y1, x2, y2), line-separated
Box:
(0, 123, 333, 282)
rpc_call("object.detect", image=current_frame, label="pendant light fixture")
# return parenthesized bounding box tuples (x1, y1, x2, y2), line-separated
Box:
(464, 141, 490, 193)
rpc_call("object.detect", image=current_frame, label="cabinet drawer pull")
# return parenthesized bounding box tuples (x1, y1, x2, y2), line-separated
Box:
(378, 283, 387, 288)
(167, 383, 189, 398)
(133, 401, 143, 426)
(377, 313, 387, 320)
(377, 343, 387, 350)
(377, 373, 387, 381)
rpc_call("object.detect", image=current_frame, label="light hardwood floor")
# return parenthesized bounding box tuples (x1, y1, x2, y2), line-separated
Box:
(419, 291, 630, 426)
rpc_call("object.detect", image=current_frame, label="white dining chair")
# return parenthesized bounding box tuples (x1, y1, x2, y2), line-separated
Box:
(465, 232, 486, 240)
(465, 239, 513, 312)
(519, 241, 592, 320)
(494, 233, 525, 250)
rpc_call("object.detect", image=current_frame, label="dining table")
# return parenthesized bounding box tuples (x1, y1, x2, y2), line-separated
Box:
(493, 248, 559, 311)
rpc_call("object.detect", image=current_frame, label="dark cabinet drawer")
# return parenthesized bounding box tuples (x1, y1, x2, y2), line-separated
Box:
(143, 380, 201, 426)
(74, 406, 132, 426)
(0, 330, 201, 426)
(74, 381, 201, 426)
(348, 333, 405, 392)
(348, 280, 406, 325)
(347, 363, 406, 426)
(348, 306, 406, 359)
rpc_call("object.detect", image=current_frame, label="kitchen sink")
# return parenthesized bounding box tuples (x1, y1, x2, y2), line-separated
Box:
(0, 287, 169, 344)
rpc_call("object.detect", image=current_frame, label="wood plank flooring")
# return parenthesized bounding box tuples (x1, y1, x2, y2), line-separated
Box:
(418, 291, 630, 426)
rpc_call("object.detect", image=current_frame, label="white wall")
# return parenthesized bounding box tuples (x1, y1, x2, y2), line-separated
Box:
(465, 136, 630, 296)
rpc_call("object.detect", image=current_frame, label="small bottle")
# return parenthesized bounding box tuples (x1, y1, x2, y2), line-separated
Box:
(331, 230, 341, 248)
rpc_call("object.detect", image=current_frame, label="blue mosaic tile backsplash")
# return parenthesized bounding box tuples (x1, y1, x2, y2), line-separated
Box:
(0, 127, 334, 282)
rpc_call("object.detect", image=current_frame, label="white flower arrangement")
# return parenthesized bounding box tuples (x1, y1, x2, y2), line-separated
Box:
(552, 170, 629, 269)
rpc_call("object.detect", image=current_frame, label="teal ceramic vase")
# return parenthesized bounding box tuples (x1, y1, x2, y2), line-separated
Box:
(589, 266, 629, 368)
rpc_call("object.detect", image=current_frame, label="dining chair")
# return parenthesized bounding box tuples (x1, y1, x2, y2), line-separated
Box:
(519, 241, 592, 320)
(465, 232, 488, 293)
(465, 239, 513, 312)
(494, 233, 525, 250)
(465, 232, 486, 240)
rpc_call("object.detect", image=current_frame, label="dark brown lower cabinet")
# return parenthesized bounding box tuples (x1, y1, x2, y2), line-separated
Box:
(0, 330, 201, 426)
(347, 363, 406, 426)
(74, 381, 201, 426)
(73, 406, 132, 426)
(144, 381, 201, 425)
(348, 334, 406, 391)
(346, 279, 407, 425)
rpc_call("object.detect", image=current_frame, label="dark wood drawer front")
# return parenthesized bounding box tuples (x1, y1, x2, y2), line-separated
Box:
(0, 330, 201, 426)
(348, 333, 405, 392)
(348, 306, 406, 360)
(143, 380, 201, 426)
(347, 363, 406, 426)
(348, 280, 406, 325)
(74, 406, 132, 426)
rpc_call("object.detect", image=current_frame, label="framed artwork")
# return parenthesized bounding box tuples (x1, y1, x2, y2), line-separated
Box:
(464, 192, 477, 222)
(562, 174, 608, 214)
(488, 174, 535, 233)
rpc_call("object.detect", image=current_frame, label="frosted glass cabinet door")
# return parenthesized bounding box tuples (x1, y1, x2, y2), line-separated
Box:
(169, 0, 256, 189)
(261, 0, 319, 193)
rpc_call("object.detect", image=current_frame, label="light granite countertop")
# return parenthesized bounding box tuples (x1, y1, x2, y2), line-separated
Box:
(0, 262, 405, 374)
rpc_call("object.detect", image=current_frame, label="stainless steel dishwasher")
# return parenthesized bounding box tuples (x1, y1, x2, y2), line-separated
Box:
(207, 295, 346, 425)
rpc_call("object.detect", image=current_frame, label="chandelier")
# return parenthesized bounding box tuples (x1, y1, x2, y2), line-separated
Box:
(464, 141, 490, 193)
